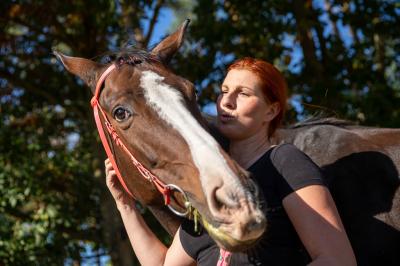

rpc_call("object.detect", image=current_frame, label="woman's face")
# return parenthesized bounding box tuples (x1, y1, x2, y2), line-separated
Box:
(216, 69, 279, 140)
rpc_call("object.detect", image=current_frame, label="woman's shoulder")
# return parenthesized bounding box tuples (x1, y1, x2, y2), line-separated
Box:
(271, 142, 302, 157)
(269, 143, 326, 196)
(270, 143, 309, 167)
(249, 143, 302, 173)
(270, 142, 319, 171)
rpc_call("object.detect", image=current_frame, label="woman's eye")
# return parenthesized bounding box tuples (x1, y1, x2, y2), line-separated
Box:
(113, 107, 131, 122)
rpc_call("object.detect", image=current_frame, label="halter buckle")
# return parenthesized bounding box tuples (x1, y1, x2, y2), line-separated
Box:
(165, 184, 191, 217)
(90, 97, 98, 107)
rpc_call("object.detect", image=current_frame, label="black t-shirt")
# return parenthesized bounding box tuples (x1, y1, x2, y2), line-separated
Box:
(180, 143, 326, 266)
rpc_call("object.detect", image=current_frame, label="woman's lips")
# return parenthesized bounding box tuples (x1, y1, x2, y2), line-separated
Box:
(219, 113, 235, 123)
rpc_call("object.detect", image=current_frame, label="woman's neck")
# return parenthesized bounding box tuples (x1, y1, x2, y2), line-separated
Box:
(229, 129, 273, 169)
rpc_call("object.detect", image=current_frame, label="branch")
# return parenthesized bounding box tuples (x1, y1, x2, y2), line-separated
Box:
(0, 17, 74, 49)
(81, 251, 107, 259)
(292, 0, 323, 76)
(0, 69, 57, 104)
(119, 1, 144, 48)
(9, 113, 39, 128)
(323, 0, 338, 36)
(143, 0, 165, 48)
(4, 206, 32, 220)
(58, 225, 101, 242)
(348, 24, 360, 47)
(311, 7, 328, 66)
(323, 0, 347, 55)
(0, 86, 13, 97)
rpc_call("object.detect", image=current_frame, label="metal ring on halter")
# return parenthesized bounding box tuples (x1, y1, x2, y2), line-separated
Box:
(165, 184, 191, 217)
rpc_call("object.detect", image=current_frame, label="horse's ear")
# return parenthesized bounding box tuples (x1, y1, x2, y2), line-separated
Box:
(151, 19, 190, 64)
(53, 51, 104, 94)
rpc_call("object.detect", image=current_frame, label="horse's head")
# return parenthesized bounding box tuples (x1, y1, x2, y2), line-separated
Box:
(55, 20, 266, 252)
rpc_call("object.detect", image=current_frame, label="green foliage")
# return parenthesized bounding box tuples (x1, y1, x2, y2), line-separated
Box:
(0, 0, 399, 265)
(0, 103, 102, 264)
(0, 0, 174, 264)
(172, 0, 400, 126)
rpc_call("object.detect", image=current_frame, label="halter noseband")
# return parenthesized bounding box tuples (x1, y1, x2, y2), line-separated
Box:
(90, 64, 190, 217)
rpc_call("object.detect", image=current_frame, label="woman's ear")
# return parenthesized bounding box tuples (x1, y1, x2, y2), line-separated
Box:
(264, 102, 281, 123)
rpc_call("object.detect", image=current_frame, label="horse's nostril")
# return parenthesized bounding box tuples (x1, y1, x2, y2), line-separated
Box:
(208, 186, 236, 217)
(244, 178, 259, 197)
(215, 186, 239, 209)
(246, 217, 266, 233)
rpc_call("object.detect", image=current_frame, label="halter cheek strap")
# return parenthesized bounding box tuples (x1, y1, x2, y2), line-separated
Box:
(90, 64, 134, 198)
(90, 64, 193, 217)
(90, 64, 232, 265)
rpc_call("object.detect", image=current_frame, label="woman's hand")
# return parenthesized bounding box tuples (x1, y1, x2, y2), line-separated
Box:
(105, 158, 136, 211)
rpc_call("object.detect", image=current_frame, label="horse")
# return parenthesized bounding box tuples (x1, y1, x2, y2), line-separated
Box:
(55, 20, 267, 252)
(274, 118, 400, 265)
(55, 21, 400, 264)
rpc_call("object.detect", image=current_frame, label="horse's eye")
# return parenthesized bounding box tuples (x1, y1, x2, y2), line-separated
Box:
(113, 107, 131, 122)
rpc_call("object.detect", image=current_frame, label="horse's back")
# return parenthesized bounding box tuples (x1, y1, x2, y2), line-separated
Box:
(278, 124, 400, 265)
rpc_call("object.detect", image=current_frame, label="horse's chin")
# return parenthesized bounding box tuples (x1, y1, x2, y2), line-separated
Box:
(201, 216, 263, 252)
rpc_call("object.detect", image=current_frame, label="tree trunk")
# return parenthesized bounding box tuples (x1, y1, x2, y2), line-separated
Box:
(86, 109, 136, 265)
(99, 187, 137, 265)
(292, 0, 323, 78)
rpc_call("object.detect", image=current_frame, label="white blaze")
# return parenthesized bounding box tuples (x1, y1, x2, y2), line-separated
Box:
(140, 70, 239, 190)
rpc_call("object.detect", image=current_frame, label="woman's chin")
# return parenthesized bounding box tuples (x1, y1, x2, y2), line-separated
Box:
(216, 123, 240, 139)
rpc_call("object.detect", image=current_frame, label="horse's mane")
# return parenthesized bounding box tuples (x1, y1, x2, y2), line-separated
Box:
(95, 47, 161, 66)
(287, 116, 356, 129)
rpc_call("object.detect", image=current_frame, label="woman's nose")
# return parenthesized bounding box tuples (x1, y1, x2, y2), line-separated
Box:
(220, 93, 236, 110)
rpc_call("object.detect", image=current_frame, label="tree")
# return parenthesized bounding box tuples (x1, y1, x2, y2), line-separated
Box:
(173, 0, 400, 127)
(1, 0, 399, 265)
(0, 0, 175, 265)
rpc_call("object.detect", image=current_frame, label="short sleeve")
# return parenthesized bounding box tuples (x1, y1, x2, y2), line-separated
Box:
(271, 143, 326, 200)
(179, 219, 216, 261)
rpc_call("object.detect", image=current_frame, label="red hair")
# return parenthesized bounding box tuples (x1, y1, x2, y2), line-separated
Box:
(227, 57, 288, 138)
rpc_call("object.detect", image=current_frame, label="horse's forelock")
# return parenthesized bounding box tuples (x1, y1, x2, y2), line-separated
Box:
(97, 48, 161, 67)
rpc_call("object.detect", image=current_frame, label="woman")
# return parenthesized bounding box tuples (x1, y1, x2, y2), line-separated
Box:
(105, 57, 356, 265)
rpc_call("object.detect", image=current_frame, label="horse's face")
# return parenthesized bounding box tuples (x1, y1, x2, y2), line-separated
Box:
(101, 58, 208, 205)
(55, 21, 266, 252)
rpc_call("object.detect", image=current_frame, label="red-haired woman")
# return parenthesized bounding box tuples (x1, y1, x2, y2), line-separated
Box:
(105, 58, 356, 266)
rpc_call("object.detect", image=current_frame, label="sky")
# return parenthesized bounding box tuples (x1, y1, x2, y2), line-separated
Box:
(143, 5, 175, 48)
(140, 4, 304, 117)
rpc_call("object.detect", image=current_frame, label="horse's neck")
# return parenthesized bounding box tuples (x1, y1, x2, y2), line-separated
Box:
(277, 125, 400, 172)
(147, 205, 183, 236)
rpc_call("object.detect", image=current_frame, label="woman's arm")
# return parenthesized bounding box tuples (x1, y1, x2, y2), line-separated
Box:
(105, 159, 195, 266)
(118, 204, 195, 266)
(283, 185, 357, 266)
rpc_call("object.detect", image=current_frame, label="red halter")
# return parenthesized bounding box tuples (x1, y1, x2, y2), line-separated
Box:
(90, 64, 189, 214)
(91, 64, 232, 264)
